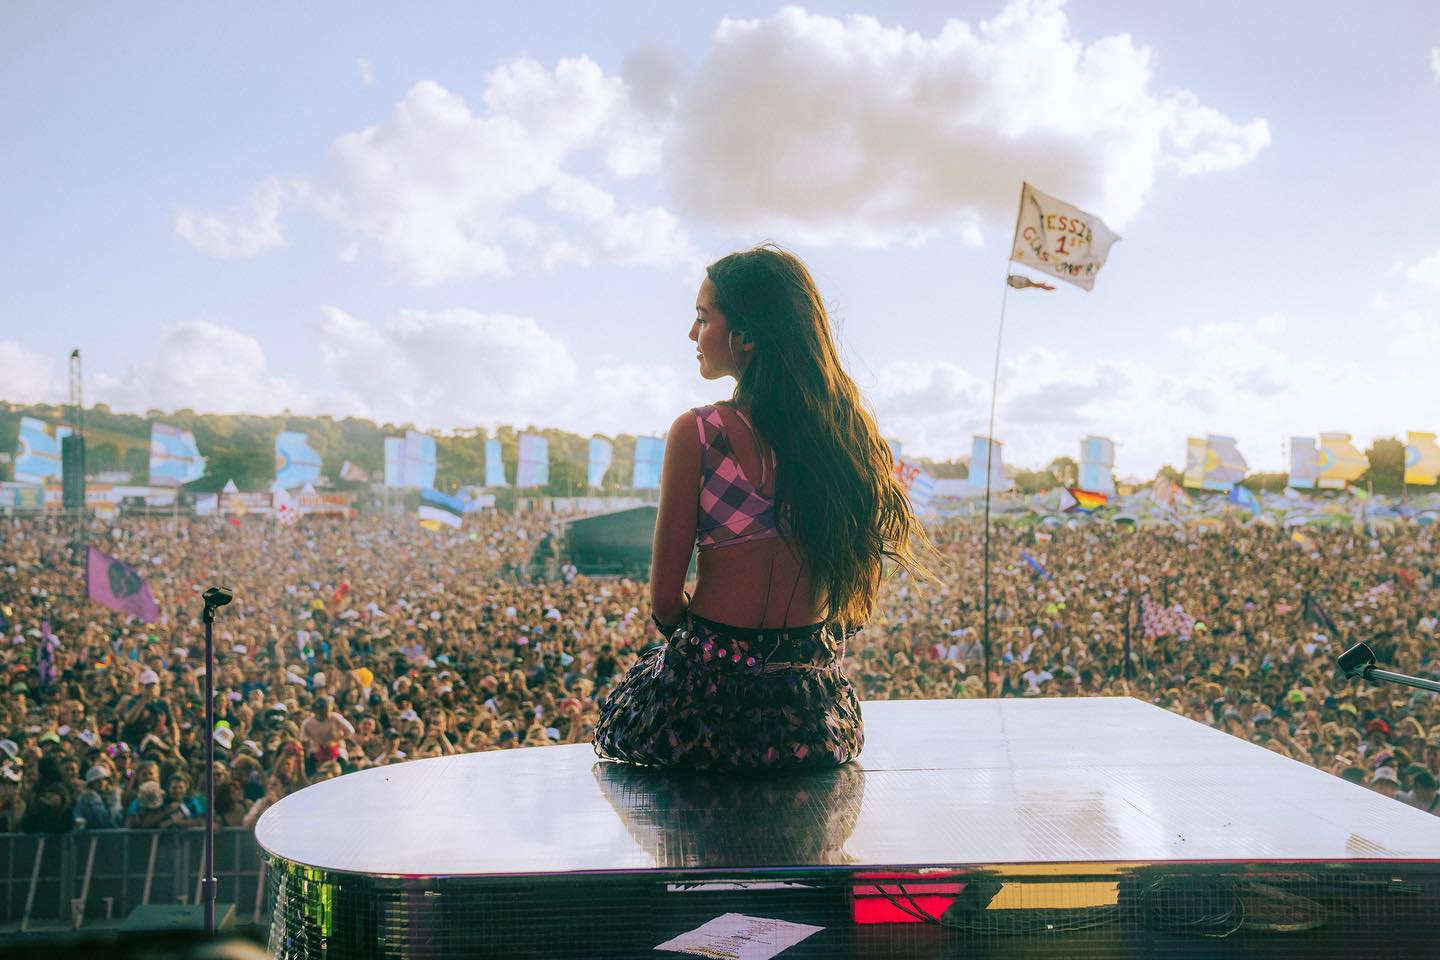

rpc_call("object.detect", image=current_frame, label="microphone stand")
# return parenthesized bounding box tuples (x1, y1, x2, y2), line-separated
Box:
(1337, 642, 1440, 694)
(200, 586, 233, 932)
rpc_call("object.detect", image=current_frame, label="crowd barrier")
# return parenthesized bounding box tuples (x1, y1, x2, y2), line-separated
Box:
(0, 828, 267, 931)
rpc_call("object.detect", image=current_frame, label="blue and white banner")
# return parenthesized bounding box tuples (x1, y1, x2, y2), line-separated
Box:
(403, 430, 436, 489)
(14, 417, 70, 485)
(383, 437, 404, 487)
(964, 435, 1012, 493)
(908, 467, 936, 512)
(1078, 435, 1115, 495)
(274, 431, 322, 489)
(516, 433, 549, 488)
(485, 439, 508, 487)
(632, 436, 665, 490)
(149, 423, 206, 487)
(587, 437, 612, 489)
(418, 488, 465, 529)
(1288, 436, 1319, 489)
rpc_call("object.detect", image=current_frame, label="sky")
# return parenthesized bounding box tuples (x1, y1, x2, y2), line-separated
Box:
(3, 0, 1439, 478)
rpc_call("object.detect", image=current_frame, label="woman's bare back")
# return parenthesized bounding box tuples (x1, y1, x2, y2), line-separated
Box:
(687, 402, 823, 628)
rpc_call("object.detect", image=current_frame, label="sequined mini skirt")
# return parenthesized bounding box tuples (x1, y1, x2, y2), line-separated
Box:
(592, 611, 864, 771)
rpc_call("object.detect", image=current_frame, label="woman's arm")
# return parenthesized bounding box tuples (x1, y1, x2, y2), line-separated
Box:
(650, 411, 701, 628)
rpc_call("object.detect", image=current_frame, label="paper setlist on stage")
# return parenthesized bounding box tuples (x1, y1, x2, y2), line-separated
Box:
(655, 913, 824, 960)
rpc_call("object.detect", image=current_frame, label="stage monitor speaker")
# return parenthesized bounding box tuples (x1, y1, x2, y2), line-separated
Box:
(563, 506, 657, 578)
(62, 434, 86, 509)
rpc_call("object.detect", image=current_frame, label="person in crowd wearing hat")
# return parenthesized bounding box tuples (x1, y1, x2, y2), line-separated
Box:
(1369, 766, 1401, 799)
(125, 781, 170, 829)
(73, 765, 124, 829)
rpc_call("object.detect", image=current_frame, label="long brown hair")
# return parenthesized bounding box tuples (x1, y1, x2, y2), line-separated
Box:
(707, 245, 934, 626)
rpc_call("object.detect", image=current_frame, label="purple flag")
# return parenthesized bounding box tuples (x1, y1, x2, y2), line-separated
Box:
(87, 546, 159, 623)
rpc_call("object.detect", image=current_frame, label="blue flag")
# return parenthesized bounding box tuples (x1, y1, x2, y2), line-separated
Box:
(632, 436, 665, 490)
(14, 417, 69, 484)
(1020, 551, 1050, 578)
(588, 437, 612, 489)
(1227, 484, 1260, 516)
(516, 434, 549, 488)
(149, 424, 206, 486)
(274, 432, 322, 489)
(485, 439, 507, 487)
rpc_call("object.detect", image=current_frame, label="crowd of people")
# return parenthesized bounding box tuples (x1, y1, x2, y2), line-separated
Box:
(1, 506, 1435, 834)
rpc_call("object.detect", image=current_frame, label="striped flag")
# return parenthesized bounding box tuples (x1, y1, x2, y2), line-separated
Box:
(1068, 488, 1108, 513)
(417, 488, 464, 530)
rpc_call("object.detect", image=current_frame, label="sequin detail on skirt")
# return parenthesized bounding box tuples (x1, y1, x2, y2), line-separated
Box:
(592, 614, 864, 771)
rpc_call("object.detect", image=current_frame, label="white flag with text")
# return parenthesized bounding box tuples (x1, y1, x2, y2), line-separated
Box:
(1009, 183, 1120, 291)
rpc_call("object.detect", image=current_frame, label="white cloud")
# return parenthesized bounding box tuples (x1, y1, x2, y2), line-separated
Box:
(667, 2, 1268, 245)
(327, 62, 688, 285)
(316, 307, 688, 435)
(174, 178, 287, 258)
(0, 341, 64, 404)
(1387, 310, 1440, 356)
(1401, 249, 1440, 287)
(1431, 46, 1440, 81)
(91, 320, 311, 415)
(357, 57, 375, 87)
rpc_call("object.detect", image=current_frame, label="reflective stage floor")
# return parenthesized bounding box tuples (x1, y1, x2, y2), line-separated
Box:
(257, 697, 1440, 958)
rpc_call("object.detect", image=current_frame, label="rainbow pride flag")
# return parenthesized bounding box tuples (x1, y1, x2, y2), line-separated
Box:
(1068, 488, 1108, 513)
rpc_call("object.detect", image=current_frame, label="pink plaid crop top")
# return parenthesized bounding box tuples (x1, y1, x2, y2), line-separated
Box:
(694, 404, 786, 550)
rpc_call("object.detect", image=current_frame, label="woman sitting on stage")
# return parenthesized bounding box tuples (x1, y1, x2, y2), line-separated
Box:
(594, 245, 933, 771)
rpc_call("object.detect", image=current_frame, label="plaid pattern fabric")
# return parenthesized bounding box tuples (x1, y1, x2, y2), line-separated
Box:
(694, 404, 784, 549)
(1140, 594, 1196, 639)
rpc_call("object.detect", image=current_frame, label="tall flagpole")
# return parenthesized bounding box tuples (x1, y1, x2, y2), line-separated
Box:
(980, 277, 1012, 699)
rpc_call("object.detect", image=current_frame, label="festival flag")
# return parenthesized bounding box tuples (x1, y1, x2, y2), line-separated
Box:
(1316, 432, 1366, 490)
(894, 459, 935, 511)
(1182, 435, 1247, 491)
(417, 488, 465, 530)
(485, 439, 508, 487)
(383, 437, 403, 487)
(14, 417, 70, 485)
(964, 436, 1012, 493)
(1227, 484, 1261, 517)
(274, 432, 322, 489)
(1405, 431, 1440, 486)
(632, 436, 665, 490)
(1068, 488, 1108, 513)
(339, 461, 369, 483)
(1078, 435, 1116, 496)
(516, 433, 549, 488)
(1009, 182, 1121, 291)
(86, 546, 159, 622)
(403, 431, 437, 489)
(148, 424, 206, 487)
(1288, 436, 1319, 490)
(587, 437, 613, 489)
(1020, 551, 1050, 578)
(1140, 594, 1196, 640)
